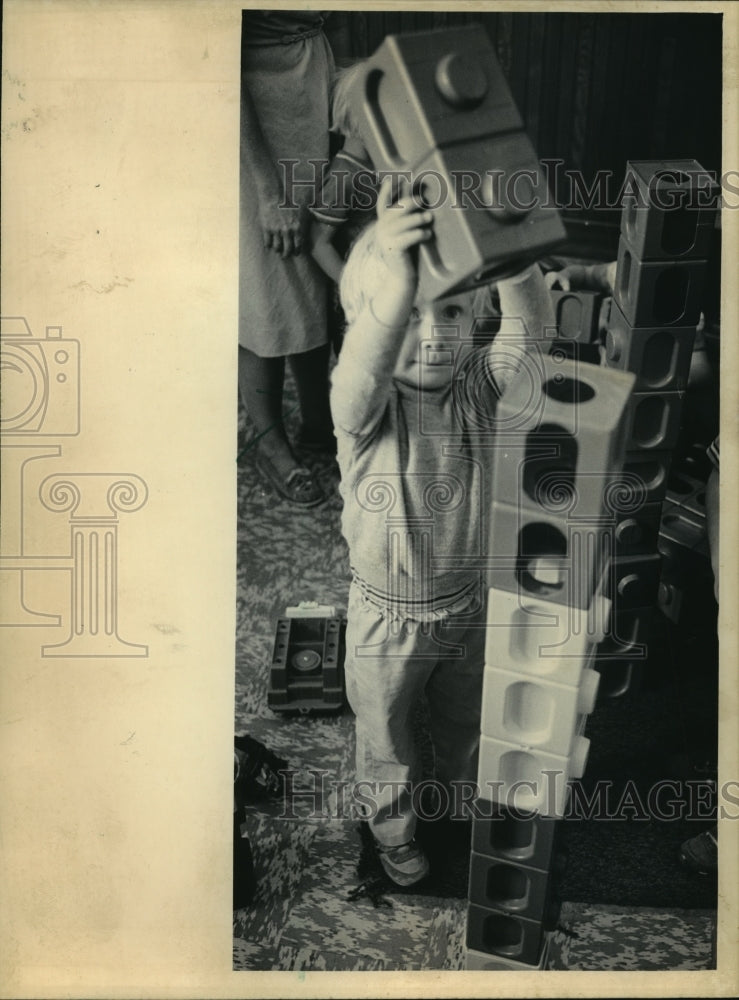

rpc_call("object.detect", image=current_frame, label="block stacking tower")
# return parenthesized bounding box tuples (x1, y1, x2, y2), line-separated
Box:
(596, 160, 719, 697)
(349, 25, 565, 301)
(467, 354, 636, 969)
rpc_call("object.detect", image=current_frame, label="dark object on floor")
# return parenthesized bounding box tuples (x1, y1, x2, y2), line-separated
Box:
(234, 734, 288, 806)
(268, 615, 347, 714)
(254, 449, 326, 507)
(233, 734, 289, 909)
(233, 809, 257, 909)
(680, 827, 718, 875)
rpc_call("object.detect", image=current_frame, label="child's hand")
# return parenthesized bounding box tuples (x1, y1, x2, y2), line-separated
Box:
(545, 264, 587, 292)
(545, 261, 617, 295)
(369, 175, 433, 327)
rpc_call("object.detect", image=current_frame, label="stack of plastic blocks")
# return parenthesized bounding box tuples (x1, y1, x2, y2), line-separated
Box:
(465, 353, 635, 969)
(657, 470, 712, 623)
(596, 159, 719, 694)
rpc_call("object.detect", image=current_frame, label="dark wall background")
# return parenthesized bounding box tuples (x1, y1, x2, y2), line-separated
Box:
(324, 10, 723, 258)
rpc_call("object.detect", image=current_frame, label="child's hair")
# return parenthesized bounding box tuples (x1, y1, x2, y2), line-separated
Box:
(339, 221, 498, 332)
(330, 62, 366, 139)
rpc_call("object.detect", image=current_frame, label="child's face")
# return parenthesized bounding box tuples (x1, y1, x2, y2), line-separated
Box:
(393, 291, 477, 389)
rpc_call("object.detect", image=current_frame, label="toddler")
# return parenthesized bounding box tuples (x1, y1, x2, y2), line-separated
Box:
(331, 176, 555, 885)
(310, 61, 379, 285)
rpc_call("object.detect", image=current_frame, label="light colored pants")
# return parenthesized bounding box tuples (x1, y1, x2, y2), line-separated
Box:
(344, 581, 486, 847)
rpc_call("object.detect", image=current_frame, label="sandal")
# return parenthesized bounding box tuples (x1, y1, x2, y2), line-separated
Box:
(255, 450, 326, 507)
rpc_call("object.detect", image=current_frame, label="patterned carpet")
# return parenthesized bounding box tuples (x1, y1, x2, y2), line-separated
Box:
(233, 383, 717, 972)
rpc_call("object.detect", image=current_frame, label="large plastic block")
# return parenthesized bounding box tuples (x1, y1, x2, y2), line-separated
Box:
(485, 586, 610, 686)
(657, 578, 684, 625)
(471, 809, 560, 868)
(605, 300, 696, 392)
(486, 498, 614, 610)
(603, 552, 662, 612)
(613, 502, 664, 556)
(468, 851, 564, 920)
(466, 903, 556, 964)
(350, 27, 566, 299)
(267, 617, 346, 713)
(352, 26, 524, 169)
(550, 290, 602, 343)
(659, 513, 710, 567)
(664, 470, 708, 521)
(409, 135, 566, 299)
(492, 356, 636, 518)
(613, 235, 707, 328)
(593, 658, 644, 701)
(465, 935, 551, 970)
(660, 506, 707, 551)
(595, 606, 652, 659)
(481, 666, 600, 755)
(621, 389, 685, 453)
(477, 734, 590, 817)
(621, 448, 674, 504)
(620, 159, 719, 261)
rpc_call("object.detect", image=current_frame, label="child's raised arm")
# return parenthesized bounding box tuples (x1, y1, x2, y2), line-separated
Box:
(331, 176, 432, 435)
(309, 218, 346, 284)
(488, 264, 556, 396)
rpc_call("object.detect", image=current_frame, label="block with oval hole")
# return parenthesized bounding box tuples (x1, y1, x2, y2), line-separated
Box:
(477, 734, 590, 817)
(349, 26, 565, 300)
(621, 448, 674, 504)
(664, 470, 708, 522)
(660, 506, 708, 555)
(492, 356, 635, 519)
(621, 389, 685, 453)
(471, 808, 560, 869)
(550, 289, 602, 344)
(619, 159, 719, 262)
(594, 606, 652, 659)
(466, 904, 554, 965)
(613, 235, 707, 328)
(480, 667, 600, 756)
(603, 552, 662, 612)
(350, 26, 524, 172)
(484, 585, 610, 686)
(486, 499, 614, 610)
(468, 852, 563, 921)
(605, 299, 696, 392)
(612, 502, 664, 556)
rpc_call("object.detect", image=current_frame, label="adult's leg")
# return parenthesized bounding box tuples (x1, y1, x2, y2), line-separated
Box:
(289, 343, 334, 448)
(238, 345, 294, 477)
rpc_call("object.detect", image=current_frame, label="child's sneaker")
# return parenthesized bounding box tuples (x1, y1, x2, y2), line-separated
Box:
(679, 826, 718, 874)
(375, 837, 430, 887)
